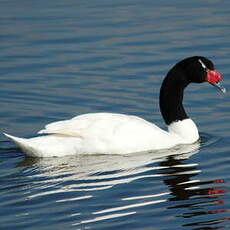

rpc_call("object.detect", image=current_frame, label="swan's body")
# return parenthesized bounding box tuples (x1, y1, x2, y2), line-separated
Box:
(4, 56, 225, 157)
(5, 113, 198, 157)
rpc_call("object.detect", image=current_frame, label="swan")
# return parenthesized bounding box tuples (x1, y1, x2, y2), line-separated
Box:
(4, 56, 226, 157)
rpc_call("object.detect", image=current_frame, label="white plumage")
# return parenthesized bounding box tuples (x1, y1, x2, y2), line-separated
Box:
(4, 113, 199, 157)
(4, 56, 224, 157)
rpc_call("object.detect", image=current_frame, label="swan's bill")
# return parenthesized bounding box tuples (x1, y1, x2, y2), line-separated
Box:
(211, 81, 226, 94)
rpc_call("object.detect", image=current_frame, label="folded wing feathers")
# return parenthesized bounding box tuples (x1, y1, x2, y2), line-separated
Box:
(37, 113, 112, 137)
(37, 118, 89, 137)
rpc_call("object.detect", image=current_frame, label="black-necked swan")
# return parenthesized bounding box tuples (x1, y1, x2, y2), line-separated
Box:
(4, 56, 225, 157)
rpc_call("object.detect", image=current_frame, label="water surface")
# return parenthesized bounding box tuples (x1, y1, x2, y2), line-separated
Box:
(0, 0, 230, 229)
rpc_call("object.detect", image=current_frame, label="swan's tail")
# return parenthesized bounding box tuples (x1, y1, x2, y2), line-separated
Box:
(3, 133, 37, 157)
(4, 133, 82, 157)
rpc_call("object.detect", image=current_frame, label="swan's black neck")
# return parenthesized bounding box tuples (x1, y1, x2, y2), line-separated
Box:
(160, 64, 190, 125)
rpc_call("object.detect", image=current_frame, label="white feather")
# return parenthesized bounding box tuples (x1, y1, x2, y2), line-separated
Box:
(4, 113, 199, 157)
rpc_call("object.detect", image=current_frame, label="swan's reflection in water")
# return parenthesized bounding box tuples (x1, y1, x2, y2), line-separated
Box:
(19, 143, 200, 194)
(19, 141, 228, 229)
(159, 154, 228, 229)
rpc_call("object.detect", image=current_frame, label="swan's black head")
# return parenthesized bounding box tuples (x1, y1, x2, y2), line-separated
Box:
(177, 56, 225, 92)
(160, 56, 225, 125)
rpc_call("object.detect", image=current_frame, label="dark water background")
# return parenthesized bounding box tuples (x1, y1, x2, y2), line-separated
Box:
(0, 1, 230, 229)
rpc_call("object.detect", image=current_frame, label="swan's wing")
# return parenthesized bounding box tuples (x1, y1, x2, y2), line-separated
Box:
(38, 114, 93, 137)
(38, 113, 122, 137)
(37, 113, 164, 139)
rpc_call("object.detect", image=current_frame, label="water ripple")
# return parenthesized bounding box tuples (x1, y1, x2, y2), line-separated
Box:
(0, 133, 229, 229)
(1, 0, 230, 229)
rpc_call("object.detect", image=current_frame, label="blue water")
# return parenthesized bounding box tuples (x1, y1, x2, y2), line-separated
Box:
(1, 0, 230, 229)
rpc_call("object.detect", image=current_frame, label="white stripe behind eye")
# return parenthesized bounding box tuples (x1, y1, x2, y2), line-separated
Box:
(198, 59, 208, 71)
